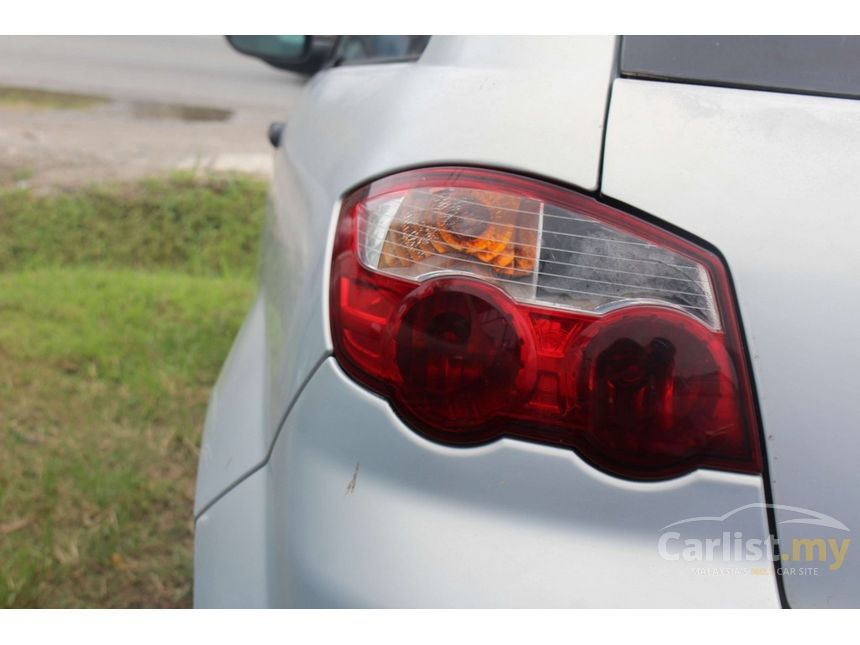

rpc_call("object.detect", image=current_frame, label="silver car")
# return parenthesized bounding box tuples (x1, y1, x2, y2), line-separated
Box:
(193, 35, 860, 608)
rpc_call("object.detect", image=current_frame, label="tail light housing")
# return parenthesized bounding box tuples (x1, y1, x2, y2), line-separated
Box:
(330, 167, 761, 479)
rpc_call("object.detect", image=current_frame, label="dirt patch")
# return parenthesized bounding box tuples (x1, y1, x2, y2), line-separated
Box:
(125, 101, 232, 123)
(0, 86, 109, 110)
(0, 84, 233, 123)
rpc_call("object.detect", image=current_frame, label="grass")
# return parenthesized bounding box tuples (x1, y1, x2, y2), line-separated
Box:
(0, 85, 109, 110)
(0, 173, 267, 607)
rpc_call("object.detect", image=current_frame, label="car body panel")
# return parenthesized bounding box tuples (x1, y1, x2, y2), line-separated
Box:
(603, 78, 860, 608)
(194, 295, 267, 515)
(194, 467, 269, 607)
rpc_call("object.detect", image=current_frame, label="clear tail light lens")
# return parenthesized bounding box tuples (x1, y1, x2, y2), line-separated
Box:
(331, 167, 761, 479)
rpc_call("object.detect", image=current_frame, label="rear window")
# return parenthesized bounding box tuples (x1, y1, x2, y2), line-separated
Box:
(621, 36, 860, 100)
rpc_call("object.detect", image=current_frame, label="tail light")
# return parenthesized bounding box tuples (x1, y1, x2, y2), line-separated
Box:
(330, 167, 761, 479)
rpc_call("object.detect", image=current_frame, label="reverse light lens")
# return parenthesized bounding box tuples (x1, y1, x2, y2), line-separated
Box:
(332, 167, 761, 479)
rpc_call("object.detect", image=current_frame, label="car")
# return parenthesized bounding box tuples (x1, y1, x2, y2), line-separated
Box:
(193, 35, 860, 608)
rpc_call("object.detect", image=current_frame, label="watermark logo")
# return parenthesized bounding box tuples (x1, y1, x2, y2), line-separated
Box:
(657, 503, 850, 576)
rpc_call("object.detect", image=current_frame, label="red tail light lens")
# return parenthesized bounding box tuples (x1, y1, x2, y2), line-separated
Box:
(330, 167, 761, 479)
(391, 278, 536, 439)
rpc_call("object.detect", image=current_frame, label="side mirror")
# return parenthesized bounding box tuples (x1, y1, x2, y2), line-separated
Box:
(226, 36, 335, 76)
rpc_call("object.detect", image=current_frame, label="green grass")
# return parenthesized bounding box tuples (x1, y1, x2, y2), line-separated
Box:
(0, 173, 266, 607)
(0, 174, 264, 276)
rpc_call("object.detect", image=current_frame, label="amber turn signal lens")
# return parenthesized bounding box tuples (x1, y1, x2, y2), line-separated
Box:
(377, 188, 539, 278)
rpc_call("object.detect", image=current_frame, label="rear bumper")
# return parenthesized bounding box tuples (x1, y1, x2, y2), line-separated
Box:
(195, 357, 781, 607)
